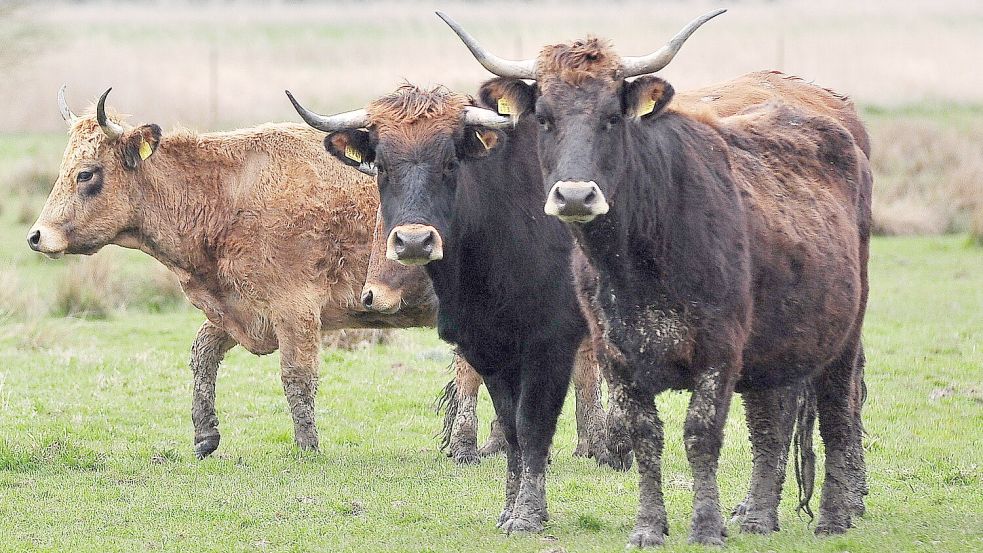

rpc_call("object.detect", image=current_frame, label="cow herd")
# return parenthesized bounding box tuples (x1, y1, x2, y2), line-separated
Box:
(26, 9, 871, 548)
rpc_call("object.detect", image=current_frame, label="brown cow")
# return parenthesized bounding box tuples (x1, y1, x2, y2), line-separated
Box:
(362, 208, 616, 467)
(29, 88, 433, 458)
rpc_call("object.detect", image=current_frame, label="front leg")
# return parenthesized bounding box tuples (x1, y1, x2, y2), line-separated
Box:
(482, 373, 521, 526)
(503, 344, 575, 534)
(622, 384, 669, 548)
(190, 321, 236, 459)
(275, 312, 321, 451)
(684, 352, 740, 546)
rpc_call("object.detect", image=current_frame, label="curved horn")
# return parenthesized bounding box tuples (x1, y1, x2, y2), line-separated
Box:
(285, 90, 369, 132)
(57, 85, 77, 124)
(621, 9, 727, 78)
(463, 106, 512, 129)
(436, 12, 536, 79)
(96, 88, 124, 141)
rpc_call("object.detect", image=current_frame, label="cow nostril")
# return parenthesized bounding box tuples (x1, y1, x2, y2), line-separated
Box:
(393, 234, 405, 250)
(584, 189, 596, 205)
(423, 232, 434, 251)
(28, 229, 41, 249)
(361, 289, 374, 308)
(553, 187, 566, 203)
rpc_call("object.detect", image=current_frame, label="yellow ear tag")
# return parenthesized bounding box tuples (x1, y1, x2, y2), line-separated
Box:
(138, 140, 153, 160)
(475, 130, 491, 150)
(345, 144, 363, 163)
(497, 98, 512, 116)
(638, 98, 657, 117)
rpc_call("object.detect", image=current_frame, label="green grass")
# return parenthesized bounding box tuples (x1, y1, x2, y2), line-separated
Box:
(0, 231, 981, 552)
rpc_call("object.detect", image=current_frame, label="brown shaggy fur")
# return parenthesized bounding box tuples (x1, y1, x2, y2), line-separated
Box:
(536, 37, 622, 88)
(32, 109, 437, 456)
(367, 84, 469, 141)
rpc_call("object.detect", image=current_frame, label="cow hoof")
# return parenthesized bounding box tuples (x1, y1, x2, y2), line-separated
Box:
(729, 498, 749, 521)
(478, 438, 506, 457)
(738, 516, 778, 535)
(605, 449, 633, 472)
(194, 435, 220, 459)
(573, 441, 590, 458)
(627, 526, 666, 548)
(815, 521, 850, 536)
(499, 515, 544, 535)
(452, 449, 481, 465)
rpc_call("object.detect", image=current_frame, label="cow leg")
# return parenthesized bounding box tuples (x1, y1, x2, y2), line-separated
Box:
(815, 344, 864, 535)
(482, 372, 521, 526)
(734, 385, 797, 534)
(276, 313, 321, 451)
(603, 367, 634, 472)
(572, 337, 609, 465)
(849, 343, 869, 517)
(623, 384, 668, 547)
(499, 344, 574, 534)
(190, 321, 236, 459)
(447, 354, 482, 465)
(479, 418, 508, 457)
(684, 355, 739, 546)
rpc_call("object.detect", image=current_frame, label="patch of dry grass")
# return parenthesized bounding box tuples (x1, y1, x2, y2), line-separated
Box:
(868, 117, 983, 236)
(322, 329, 395, 351)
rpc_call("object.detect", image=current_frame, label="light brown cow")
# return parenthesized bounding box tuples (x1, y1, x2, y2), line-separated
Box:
(362, 208, 614, 466)
(29, 88, 434, 458)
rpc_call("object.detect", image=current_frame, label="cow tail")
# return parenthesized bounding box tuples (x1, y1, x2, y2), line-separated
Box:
(433, 375, 458, 454)
(793, 381, 817, 521)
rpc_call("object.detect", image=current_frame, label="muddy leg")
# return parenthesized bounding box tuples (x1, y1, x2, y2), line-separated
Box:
(190, 321, 236, 459)
(815, 349, 863, 535)
(605, 379, 634, 472)
(735, 385, 797, 534)
(848, 343, 868, 517)
(276, 313, 321, 451)
(572, 337, 609, 465)
(479, 418, 508, 457)
(623, 385, 668, 547)
(449, 354, 481, 464)
(483, 373, 521, 526)
(684, 361, 738, 546)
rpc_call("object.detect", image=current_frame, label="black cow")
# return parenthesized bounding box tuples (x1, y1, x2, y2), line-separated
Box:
(288, 85, 586, 533)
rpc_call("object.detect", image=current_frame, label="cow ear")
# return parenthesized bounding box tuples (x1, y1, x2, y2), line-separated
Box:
(122, 124, 162, 170)
(325, 130, 375, 169)
(478, 77, 536, 120)
(625, 76, 675, 120)
(461, 126, 506, 159)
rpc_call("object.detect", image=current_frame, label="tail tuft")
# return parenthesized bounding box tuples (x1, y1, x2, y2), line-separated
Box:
(793, 382, 817, 521)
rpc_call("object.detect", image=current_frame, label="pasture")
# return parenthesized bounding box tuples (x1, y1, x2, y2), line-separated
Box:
(1, 1, 982, 552)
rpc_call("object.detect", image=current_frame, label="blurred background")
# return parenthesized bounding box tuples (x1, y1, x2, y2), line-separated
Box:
(0, 0, 981, 323)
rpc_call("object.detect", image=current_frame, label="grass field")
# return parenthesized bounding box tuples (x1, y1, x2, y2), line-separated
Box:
(1, 213, 981, 550)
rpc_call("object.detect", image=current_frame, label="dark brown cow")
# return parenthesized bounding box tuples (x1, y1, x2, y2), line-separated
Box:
(441, 10, 871, 547)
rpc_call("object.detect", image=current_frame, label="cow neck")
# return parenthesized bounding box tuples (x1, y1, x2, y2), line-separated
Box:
(129, 136, 232, 277)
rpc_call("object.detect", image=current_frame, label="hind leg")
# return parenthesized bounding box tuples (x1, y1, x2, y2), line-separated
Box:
(815, 346, 864, 535)
(848, 343, 869, 517)
(190, 321, 236, 459)
(572, 337, 610, 465)
(448, 354, 482, 465)
(734, 385, 797, 534)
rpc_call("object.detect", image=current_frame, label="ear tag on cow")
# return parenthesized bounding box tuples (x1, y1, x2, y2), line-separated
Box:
(497, 98, 512, 116)
(345, 144, 363, 163)
(138, 140, 153, 160)
(475, 130, 491, 150)
(638, 98, 657, 117)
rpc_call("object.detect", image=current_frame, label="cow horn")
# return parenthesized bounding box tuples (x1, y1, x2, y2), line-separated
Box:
(620, 9, 727, 78)
(57, 85, 77, 124)
(285, 90, 370, 132)
(463, 106, 512, 129)
(96, 88, 124, 141)
(436, 12, 536, 79)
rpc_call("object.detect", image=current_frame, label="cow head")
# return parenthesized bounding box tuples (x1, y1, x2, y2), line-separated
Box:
(287, 85, 510, 266)
(28, 87, 160, 257)
(438, 10, 723, 223)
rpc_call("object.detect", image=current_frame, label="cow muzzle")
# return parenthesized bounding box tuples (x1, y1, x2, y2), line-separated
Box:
(386, 224, 443, 266)
(26, 224, 68, 259)
(360, 282, 402, 314)
(544, 181, 609, 223)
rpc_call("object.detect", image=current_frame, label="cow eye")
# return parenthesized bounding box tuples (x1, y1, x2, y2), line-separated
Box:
(605, 115, 622, 129)
(443, 159, 459, 175)
(536, 115, 552, 132)
(77, 170, 93, 182)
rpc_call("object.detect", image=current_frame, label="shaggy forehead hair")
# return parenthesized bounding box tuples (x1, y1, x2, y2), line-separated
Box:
(62, 111, 125, 169)
(536, 37, 622, 87)
(367, 84, 469, 137)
